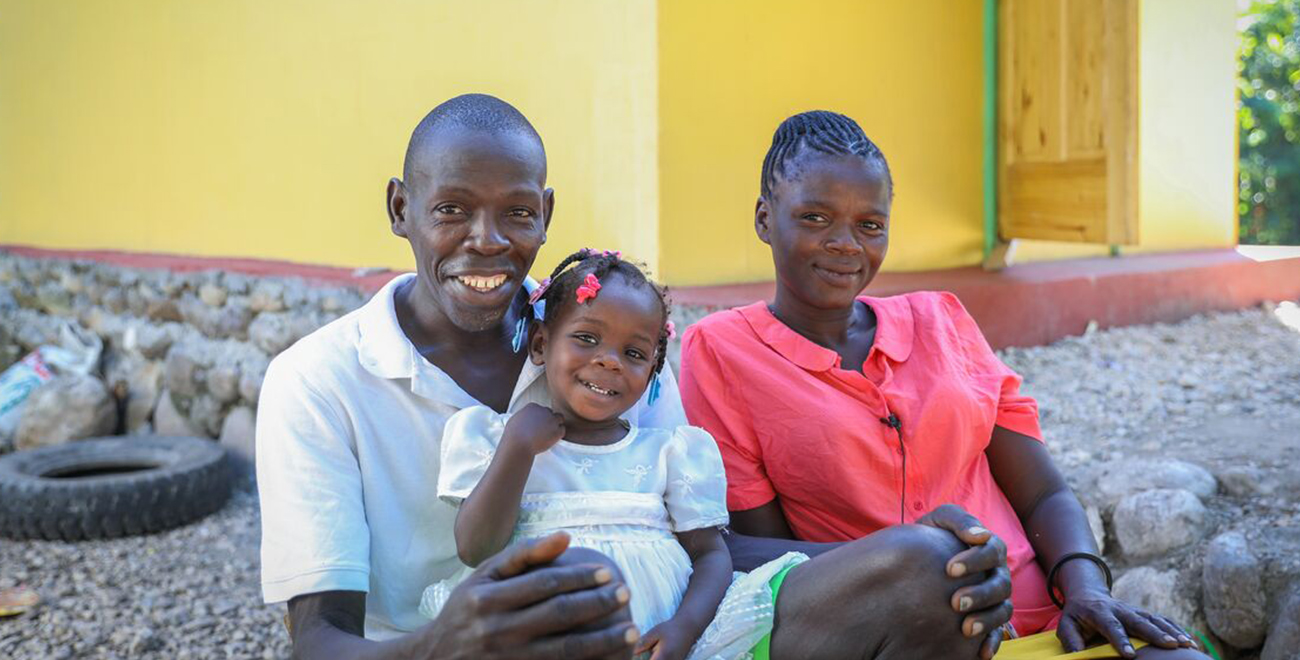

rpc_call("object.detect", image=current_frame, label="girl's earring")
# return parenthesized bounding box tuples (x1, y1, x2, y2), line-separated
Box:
(511, 316, 529, 354)
(648, 374, 662, 405)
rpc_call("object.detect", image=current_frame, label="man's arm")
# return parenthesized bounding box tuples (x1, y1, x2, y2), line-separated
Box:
(288, 534, 638, 660)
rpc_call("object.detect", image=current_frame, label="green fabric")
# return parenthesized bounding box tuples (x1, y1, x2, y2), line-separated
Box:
(750, 563, 797, 660)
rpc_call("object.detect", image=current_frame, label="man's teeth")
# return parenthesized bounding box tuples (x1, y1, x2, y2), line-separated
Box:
(457, 274, 507, 292)
(583, 381, 616, 396)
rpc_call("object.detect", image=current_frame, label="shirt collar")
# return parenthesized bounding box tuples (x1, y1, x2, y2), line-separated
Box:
(356, 273, 544, 382)
(737, 295, 914, 372)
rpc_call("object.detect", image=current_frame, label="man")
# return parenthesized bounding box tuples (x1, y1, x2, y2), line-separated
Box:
(257, 94, 1013, 659)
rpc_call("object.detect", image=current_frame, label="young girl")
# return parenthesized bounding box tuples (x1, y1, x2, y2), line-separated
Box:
(420, 249, 806, 660)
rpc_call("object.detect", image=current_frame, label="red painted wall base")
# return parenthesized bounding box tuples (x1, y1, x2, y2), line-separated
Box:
(672, 247, 1300, 348)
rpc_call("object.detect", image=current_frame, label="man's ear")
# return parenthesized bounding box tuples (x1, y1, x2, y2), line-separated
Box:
(387, 178, 408, 238)
(528, 322, 548, 366)
(542, 187, 556, 234)
(755, 196, 773, 246)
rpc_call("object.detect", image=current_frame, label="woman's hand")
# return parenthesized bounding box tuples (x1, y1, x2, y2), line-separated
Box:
(1057, 588, 1196, 658)
(916, 504, 1013, 660)
(633, 618, 696, 660)
(503, 403, 566, 455)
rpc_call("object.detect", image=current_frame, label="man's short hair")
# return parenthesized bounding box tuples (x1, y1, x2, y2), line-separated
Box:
(403, 94, 545, 182)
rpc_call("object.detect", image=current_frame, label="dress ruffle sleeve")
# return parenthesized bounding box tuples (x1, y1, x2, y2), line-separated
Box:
(436, 405, 507, 506)
(664, 426, 730, 532)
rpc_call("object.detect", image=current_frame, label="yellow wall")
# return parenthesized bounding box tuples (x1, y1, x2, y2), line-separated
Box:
(0, 0, 659, 275)
(657, 0, 986, 284)
(1010, 0, 1240, 264)
(0, 0, 1239, 285)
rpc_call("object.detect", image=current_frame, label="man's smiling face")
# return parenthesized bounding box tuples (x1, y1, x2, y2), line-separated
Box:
(389, 127, 554, 332)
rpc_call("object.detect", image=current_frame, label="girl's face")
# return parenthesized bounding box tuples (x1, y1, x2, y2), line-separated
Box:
(756, 153, 891, 311)
(529, 276, 662, 424)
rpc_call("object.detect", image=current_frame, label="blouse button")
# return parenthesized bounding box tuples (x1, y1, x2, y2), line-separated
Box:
(912, 501, 924, 511)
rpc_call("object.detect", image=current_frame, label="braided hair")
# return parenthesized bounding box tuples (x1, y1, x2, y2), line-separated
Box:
(536, 249, 673, 379)
(759, 110, 893, 199)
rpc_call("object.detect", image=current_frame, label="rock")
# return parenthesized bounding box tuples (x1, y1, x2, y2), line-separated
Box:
(1112, 488, 1208, 559)
(105, 355, 164, 434)
(248, 281, 286, 313)
(188, 394, 225, 438)
(123, 322, 175, 360)
(164, 346, 203, 398)
(206, 364, 241, 404)
(1218, 465, 1275, 498)
(15, 375, 118, 450)
(153, 389, 200, 437)
(180, 295, 253, 340)
(1095, 459, 1217, 505)
(0, 283, 17, 312)
(144, 289, 183, 323)
(238, 356, 268, 405)
(1263, 587, 1300, 660)
(1203, 532, 1268, 648)
(1085, 504, 1107, 554)
(198, 283, 228, 308)
(36, 283, 73, 315)
(1112, 567, 1199, 630)
(218, 406, 255, 475)
(247, 312, 314, 355)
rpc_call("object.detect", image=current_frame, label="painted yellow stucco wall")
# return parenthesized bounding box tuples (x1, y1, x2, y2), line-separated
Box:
(0, 0, 1238, 285)
(1009, 0, 1240, 264)
(656, 0, 986, 284)
(0, 0, 659, 275)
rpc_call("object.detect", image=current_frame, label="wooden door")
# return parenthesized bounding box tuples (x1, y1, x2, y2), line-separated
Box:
(999, 0, 1138, 244)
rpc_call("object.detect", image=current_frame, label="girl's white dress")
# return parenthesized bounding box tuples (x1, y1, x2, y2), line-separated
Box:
(421, 405, 806, 659)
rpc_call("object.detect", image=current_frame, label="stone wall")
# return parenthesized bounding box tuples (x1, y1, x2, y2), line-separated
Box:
(0, 253, 366, 467)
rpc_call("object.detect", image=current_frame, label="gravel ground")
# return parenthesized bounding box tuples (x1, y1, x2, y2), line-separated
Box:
(1, 302, 1297, 659)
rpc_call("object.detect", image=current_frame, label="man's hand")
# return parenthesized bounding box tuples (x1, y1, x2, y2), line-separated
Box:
(917, 504, 1013, 660)
(421, 532, 638, 660)
(503, 403, 567, 455)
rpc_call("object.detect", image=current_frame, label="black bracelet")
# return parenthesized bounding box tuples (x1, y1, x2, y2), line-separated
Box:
(1046, 552, 1113, 609)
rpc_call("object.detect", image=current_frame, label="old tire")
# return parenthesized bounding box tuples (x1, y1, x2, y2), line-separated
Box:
(0, 435, 232, 541)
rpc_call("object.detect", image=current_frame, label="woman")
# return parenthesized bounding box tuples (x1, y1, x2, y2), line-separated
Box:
(680, 111, 1208, 659)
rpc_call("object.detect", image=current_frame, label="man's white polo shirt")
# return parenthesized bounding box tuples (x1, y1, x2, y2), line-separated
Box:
(256, 273, 686, 640)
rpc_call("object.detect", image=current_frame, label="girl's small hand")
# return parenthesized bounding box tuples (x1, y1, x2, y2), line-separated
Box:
(633, 618, 695, 660)
(1057, 588, 1197, 657)
(504, 403, 567, 455)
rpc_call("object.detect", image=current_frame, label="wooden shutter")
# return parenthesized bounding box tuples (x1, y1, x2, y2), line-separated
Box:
(999, 0, 1138, 244)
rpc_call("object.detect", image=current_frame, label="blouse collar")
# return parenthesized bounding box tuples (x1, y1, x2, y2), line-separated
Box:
(737, 295, 914, 372)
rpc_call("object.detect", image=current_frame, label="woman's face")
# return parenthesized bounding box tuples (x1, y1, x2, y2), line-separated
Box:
(756, 153, 891, 312)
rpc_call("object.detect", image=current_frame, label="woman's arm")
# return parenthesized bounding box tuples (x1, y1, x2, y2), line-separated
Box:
(987, 425, 1195, 654)
(454, 404, 566, 566)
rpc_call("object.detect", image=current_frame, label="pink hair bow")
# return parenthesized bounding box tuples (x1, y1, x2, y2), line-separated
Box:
(528, 277, 551, 305)
(575, 273, 601, 304)
(665, 320, 677, 340)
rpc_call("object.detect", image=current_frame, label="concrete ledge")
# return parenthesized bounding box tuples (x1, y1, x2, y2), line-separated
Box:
(673, 247, 1300, 348)
(6, 244, 1298, 349)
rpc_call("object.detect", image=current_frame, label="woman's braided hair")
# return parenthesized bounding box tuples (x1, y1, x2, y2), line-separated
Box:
(759, 110, 893, 199)
(537, 249, 672, 379)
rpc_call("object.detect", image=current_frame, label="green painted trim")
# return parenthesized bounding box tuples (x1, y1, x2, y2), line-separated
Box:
(983, 0, 998, 259)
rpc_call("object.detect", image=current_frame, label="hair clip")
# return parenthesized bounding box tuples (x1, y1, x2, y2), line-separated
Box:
(665, 320, 677, 340)
(527, 277, 551, 305)
(601, 250, 622, 259)
(575, 273, 601, 304)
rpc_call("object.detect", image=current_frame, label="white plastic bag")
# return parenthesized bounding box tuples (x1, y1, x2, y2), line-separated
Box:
(0, 322, 103, 444)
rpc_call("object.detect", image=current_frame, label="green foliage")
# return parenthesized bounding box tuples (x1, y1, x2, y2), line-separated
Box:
(1239, 0, 1300, 245)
